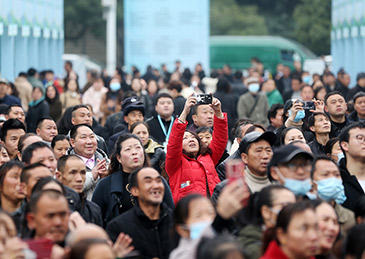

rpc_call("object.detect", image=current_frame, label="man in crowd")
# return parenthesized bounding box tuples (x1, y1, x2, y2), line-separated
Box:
(56, 155, 102, 226)
(308, 113, 331, 156)
(71, 105, 108, 154)
(347, 72, 365, 101)
(26, 190, 70, 246)
(68, 124, 109, 200)
(212, 131, 275, 202)
(167, 80, 186, 116)
(5, 104, 26, 123)
(311, 156, 355, 233)
(146, 93, 175, 146)
(324, 91, 350, 137)
(106, 167, 172, 258)
(268, 144, 314, 197)
(237, 77, 269, 126)
(339, 122, 365, 211)
(22, 141, 57, 174)
(348, 92, 365, 122)
(266, 104, 284, 132)
(107, 97, 145, 152)
(187, 102, 214, 132)
(1, 118, 26, 159)
(36, 117, 58, 146)
(282, 76, 302, 102)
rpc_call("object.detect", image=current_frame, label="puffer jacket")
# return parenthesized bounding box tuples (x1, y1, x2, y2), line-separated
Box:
(166, 114, 228, 203)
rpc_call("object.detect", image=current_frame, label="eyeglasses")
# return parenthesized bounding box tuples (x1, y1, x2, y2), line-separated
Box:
(354, 134, 365, 144)
(285, 162, 312, 172)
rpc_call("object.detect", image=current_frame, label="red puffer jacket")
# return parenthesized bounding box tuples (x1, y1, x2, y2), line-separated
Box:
(166, 114, 228, 204)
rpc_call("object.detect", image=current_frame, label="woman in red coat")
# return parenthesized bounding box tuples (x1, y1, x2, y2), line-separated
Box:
(166, 94, 228, 203)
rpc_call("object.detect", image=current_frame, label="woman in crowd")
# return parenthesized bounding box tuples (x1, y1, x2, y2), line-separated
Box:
(237, 185, 296, 259)
(314, 87, 327, 102)
(51, 135, 71, 160)
(166, 94, 228, 203)
(312, 200, 340, 259)
(130, 121, 165, 175)
(280, 127, 306, 145)
(0, 161, 25, 214)
(324, 137, 344, 163)
(45, 84, 62, 122)
(170, 180, 248, 259)
(0, 144, 10, 166)
(130, 78, 153, 118)
(260, 201, 319, 259)
(60, 79, 81, 113)
(0, 211, 27, 258)
(100, 77, 124, 124)
(92, 133, 173, 226)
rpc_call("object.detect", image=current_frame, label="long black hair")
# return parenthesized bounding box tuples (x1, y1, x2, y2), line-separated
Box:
(108, 133, 149, 174)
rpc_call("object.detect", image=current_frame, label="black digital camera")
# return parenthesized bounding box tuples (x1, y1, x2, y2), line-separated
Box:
(195, 93, 213, 105)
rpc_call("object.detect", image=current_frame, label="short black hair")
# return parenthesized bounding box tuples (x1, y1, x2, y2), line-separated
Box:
(18, 133, 39, 154)
(36, 116, 55, 130)
(196, 126, 213, 135)
(129, 167, 142, 189)
(324, 137, 339, 155)
(51, 134, 69, 149)
(29, 189, 66, 214)
(0, 119, 26, 141)
(324, 91, 345, 105)
(20, 162, 50, 183)
(57, 154, 83, 174)
(155, 92, 173, 105)
(0, 161, 25, 189)
(130, 121, 150, 135)
(310, 155, 337, 177)
(353, 92, 365, 104)
(167, 80, 183, 93)
(22, 141, 52, 165)
(307, 112, 329, 129)
(267, 103, 284, 122)
(354, 195, 365, 221)
(27, 68, 37, 77)
(5, 104, 23, 115)
(339, 122, 365, 144)
(71, 104, 90, 118)
(70, 124, 93, 140)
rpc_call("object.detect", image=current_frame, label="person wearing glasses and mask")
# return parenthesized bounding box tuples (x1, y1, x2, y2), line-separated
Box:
(339, 122, 365, 211)
(268, 144, 314, 199)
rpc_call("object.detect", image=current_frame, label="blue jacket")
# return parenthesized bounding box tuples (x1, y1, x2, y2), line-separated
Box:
(92, 170, 174, 226)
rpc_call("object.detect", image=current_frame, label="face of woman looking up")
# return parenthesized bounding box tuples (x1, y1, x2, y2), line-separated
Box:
(182, 132, 199, 156)
(117, 138, 145, 173)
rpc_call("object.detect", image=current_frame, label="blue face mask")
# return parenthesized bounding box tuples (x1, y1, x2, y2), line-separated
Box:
(288, 109, 305, 122)
(248, 83, 260, 93)
(188, 220, 212, 240)
(110, 82, 121, 92)
(335, 153, 344, 164)
(302, 76, 312, 85)
(315, 177, 347, 204)
(276, 168, 312, 196)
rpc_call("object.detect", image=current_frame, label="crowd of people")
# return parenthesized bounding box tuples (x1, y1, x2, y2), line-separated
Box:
(0, 58, 364, 258)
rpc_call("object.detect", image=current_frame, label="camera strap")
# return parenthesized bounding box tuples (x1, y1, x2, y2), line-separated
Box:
(157, 114, 174, 142)
(247, 94, 260, 118)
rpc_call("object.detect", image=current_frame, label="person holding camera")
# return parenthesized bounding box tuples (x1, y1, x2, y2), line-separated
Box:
(165, 94, 228, 204)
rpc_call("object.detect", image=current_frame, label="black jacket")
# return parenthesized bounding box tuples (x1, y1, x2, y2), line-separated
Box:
(92, 170, 174, 226)
(215, 150, 241, 181)
(308, 138, 327, 156)
(77, 193, 103, 227)
(26, 99, 50, 133)
(347, 84, 365, 101)
(103, 111, 125, 141)
(106, 202, 173, 259)
(339, 158, 365, 211)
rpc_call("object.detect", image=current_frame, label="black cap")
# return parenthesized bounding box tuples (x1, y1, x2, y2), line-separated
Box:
(239, 131, 276, 154)
(268, 145, 313, 168)
(122, 96, 145, 116)
(356, 72, 365, 81)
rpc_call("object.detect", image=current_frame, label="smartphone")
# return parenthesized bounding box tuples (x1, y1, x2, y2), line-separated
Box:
(226, 159, 248, 206)
(25, 238, 53, 258)
(195, 93, 213, 105)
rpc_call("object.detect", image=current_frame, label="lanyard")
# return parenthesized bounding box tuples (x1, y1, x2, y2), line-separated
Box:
(157, 115, 174, 142)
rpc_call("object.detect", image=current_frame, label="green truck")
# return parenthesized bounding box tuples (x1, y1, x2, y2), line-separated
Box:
(210, 35, 317, 73)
